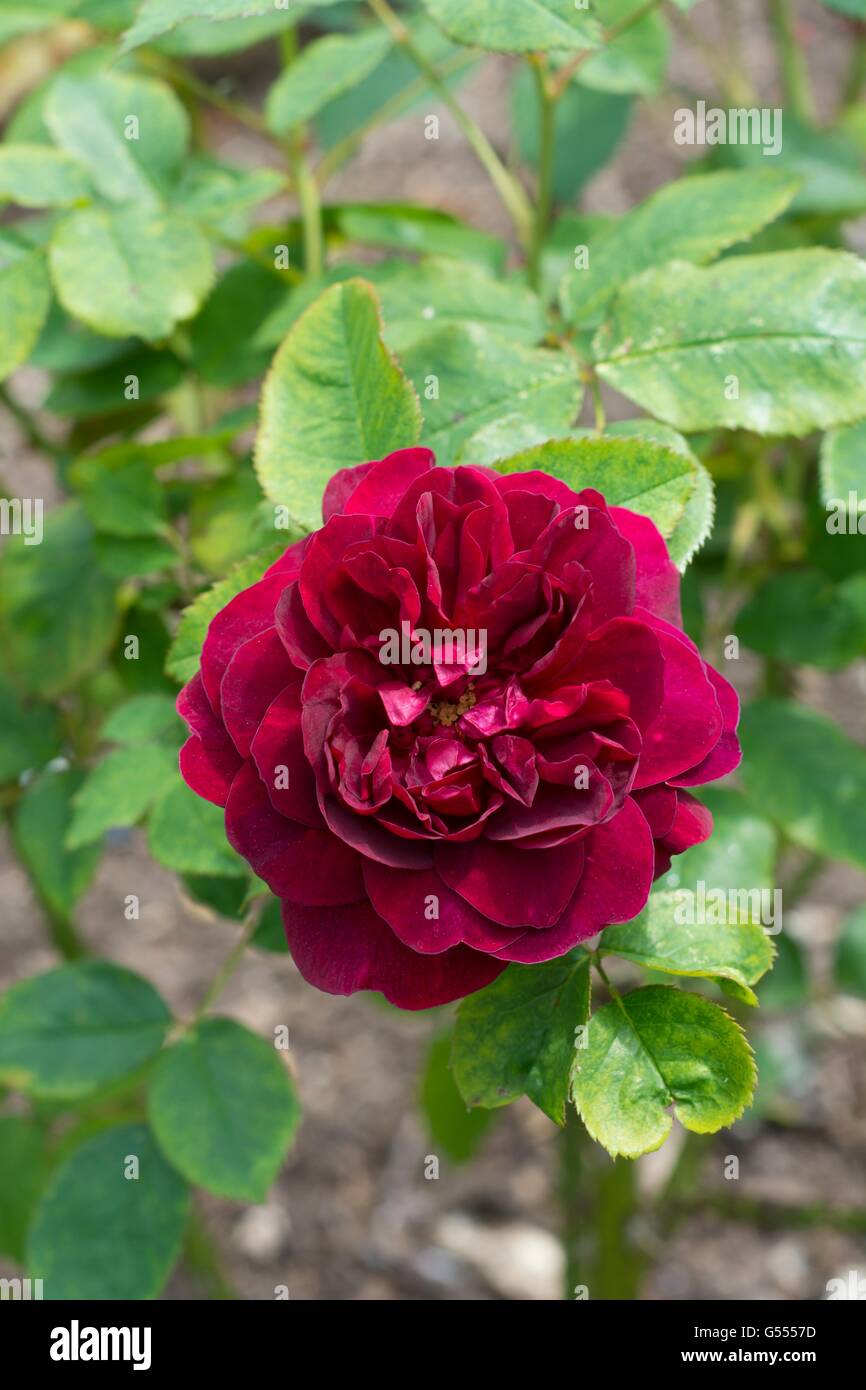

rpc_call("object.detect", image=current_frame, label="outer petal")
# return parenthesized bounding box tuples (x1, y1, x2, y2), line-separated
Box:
(610, 505, 682, 626)
(435, 838, 585, 928)
(633, 616, 723, 788)
(654, 790, 713, 875)
(200, 573, 289, 714)
(282, 899, 507, 1008)
(363, 860, 521, 953)
(669, 666, 741, 787)
(225, 762, 364, 904)
(336, 448, 436, 518)
(493, 796, 655, 961)
(220, 626, 298, 758)
(177, 674, 242, 807)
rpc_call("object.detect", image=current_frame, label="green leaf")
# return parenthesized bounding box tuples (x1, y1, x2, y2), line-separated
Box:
(602, 892, 775, 1005)
(594, 250, 866, 435)
(560, 170, 800, 327)
(189, 260, 276, 387)
(0, 0, 76, 43)
(820, 420, 866, 508)
(736, 568, 866, 670)
(165, 543, 284, 685)
(266, 27, 393, 133)
(513, 72, 632, 205)
(255, 277, 421, 524)
(70, 450, 168, 538)
(660, 787, 777, 898)
(252, 896, 288, 952)
(453, 951, 590, 1125)
(12, 771, 102, 922)
(27, 1123, 188, 1300)
(377, 257, 545, 353)
(149, 1016, 300, 1202)
(0, 961, 170, 1100)
(0, 144, 90, 207)
(121, 0, 339, 50)
(572, 985, 756, 1158)
(171, 160, 286, 230)
(44, 346, 183, 417)
(66, 743, 179, 849)
(189, 468, 279, 577)
(0, 504, 118, 699)
(419, 1031, 494, 1163)
(0, 681, 61, 783)
(496, 435, 697, 538)
(148, 781, 244, 876)
(102, 693, 182, 745)
(740, 698, 866, 873)
(49, 205, 214, 340)
(599, 418, 714, 569)
(0, 1117, 50, 1261)
(422, 0, 601, 53)
(0, 238, 51, 381)
(576, 0, 669, 96)
(402, 324, 580, 467)
(835, 905, 866, 998)
(334, 203, 504, 273)
(44, 71, 189, 206)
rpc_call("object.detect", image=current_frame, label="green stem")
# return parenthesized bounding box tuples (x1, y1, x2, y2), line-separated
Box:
(558, 1108, 644, 1300)
(768, 0, 815, 122)
(290, 141, 324, 278)
(366, 0, 534, 250)
(191, 905, 262, 1024)
(316, 51, 476, 186)
(527, 59, 556, 291)
(184, 1201, 239, 1300)
(139, 53, 273, 140)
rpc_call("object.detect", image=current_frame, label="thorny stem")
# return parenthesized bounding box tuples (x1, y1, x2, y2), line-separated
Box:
(366, 0, 535, 250)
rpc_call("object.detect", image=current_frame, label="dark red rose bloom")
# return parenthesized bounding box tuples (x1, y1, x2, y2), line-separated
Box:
(177, 449, 740, 1009)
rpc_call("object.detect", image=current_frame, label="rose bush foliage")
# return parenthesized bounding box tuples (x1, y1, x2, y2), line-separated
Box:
(178, 450, 740, 1008)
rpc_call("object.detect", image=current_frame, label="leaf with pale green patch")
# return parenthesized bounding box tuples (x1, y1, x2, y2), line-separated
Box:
(27, 1123, 188, 1300)
(740, 698, 866, 873)
(495, 435, 697, 539)
(266, 27, 393, 133)
(149, 1016, 300, 1202)
(602, 892, 775, 1005)
(402, 324, 580, 467)
(0, 961, 170, 1100)
(0, 236, 51, 381)
(49, 205, 214, 340)
(560, 170, 800, 326)
(572, 985, 756, 1158)
(422, 0, 601, 53)
(575, 0, 669, 96)
(255, 277, 421, 525)
(0, 144, 91, 207)
(593, 250, 866, 435)
(820, 420, 866, 509)
(453, 951, 590, 1125)
(122, 0, 342, 51)
(377, 257, 545, 353)
(44, 71, 189, 207)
